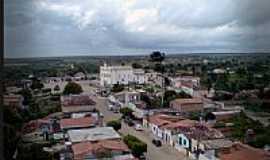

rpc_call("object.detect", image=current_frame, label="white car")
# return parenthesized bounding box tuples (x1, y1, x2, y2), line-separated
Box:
(134, 124, 143, 131)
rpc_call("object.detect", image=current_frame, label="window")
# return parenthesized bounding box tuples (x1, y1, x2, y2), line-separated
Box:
(179, 137, 182, 145)
(183, 139, 186, 145)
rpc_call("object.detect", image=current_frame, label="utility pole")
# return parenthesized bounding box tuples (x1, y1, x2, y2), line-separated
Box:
(196, 116, 203, 160)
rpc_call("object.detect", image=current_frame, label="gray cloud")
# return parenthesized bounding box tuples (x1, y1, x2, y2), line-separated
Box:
(4, 0, 270, 58)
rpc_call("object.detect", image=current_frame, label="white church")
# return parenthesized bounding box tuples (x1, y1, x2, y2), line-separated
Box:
(100, 63, 145, 86)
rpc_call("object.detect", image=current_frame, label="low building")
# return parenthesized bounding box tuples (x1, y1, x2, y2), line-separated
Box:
(171, 76, 200, 89)
(4, 94, 24, 109)
(174, 124, 224, 157)
(145, 72, 163, 87)
(170, 98, 203, 113)
(67, 127, 121, 143)
(206, 110, 241, 123)
(113, 90, 141, 106)
(161, 119, 198, 145)
(61, 95, 97, 114)
(197, 139, 233, 160)
(60, 117, 97, 131)
(129, 101, 150, 119)
(218, 142, 270, 160)
(143, 114, 185, 139)
(72, 140, 134, 160)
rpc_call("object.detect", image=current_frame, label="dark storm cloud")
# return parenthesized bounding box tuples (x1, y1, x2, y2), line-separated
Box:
(4, 0, 270, 58)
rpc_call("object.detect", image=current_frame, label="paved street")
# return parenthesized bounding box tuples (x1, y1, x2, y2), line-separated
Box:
(94, 95, 189, 160)
(120, 122, 189, 160)
(45, 78, 190, 160)
(94, 96, 122, 123)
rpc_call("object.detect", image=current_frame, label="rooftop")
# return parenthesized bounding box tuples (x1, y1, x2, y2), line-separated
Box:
(67, 127, 121, 143)
(202, 139, 233, 150)
(60, 117, 96, 130)
(212, 110, 241, 116)
(171, 98, 203, 105)
(219, 142, 270, 160)
(161, 119, 198, 130)
(72, 140, 130, 160)
(148, 114, 184, 126)
(61, 95, 96, 107)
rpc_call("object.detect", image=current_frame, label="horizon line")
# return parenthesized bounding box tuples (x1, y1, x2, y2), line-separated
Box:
(4, 52, 270, 59)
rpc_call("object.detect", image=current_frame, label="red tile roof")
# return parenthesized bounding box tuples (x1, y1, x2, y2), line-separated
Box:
(72, 140, 130, 160)
(148, 114, 182, 126)
(60, 117, 96, 129)
(22, 118, 51, 134)
(219, 142, 270, 160)
(161, 119, 198, 130)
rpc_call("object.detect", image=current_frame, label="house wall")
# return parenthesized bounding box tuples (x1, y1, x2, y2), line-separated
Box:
(170, 102, 203, 113)
(174, 134, 191, 153)
(163, 129, 174, 145)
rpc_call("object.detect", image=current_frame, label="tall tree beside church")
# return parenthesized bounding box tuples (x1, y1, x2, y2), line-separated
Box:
(149, 51, 166, 107)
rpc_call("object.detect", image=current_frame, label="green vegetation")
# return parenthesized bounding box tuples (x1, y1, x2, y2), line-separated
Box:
(16, 143, 52, 160)
(123, 134, 147, 157)
(231, 112, 270, 148)
(111, 83, 125, 93)
(120, 107, 133, 118)
(106, 120, 122, 131)
(30, 79, 44, 90)
(132, 62, 143, 68)
(63, 82, 83, 95)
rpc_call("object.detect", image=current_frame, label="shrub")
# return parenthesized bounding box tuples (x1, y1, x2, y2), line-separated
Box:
(123, 135, 147, 157)
(63, 82, 83, 95)
(106, 120, 121, 131)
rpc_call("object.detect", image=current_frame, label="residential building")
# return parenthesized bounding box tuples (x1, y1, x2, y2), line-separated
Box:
(145, 72, 163, 86)
(67, 127, 121, 143)
(100, 63, 145, 86)
(218, 142, 270, 160)
(174, 124, 224, 158)
(170, 98, 203, 113)
(171, 76, 200, 89)
(61, 95, 97, 114)
(72, 140, 134, 160)
(4, 94, 24, 109)
(143, 114, 185, 139)
(113, 90, 141, 106)
(129, 101, 151, 119)
(206, 110, 241, 123)
(60, 117, 97, 131)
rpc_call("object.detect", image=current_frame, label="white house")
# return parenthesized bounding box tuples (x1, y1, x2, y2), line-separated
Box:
(100, 63, 145, 86)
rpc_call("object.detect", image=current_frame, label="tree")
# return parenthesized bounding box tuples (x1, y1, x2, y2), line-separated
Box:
(120, 107, 133, 118)
(111, 83, 124, 93)
(149, 51, 165, 63)
(30, 79, 44, 90)
(132, 62, 143, 69)
(149, 51, 166, 108)
(123, 135, 147, 157)
(106, 120, 121, 131)
(63, 82, 83, 95)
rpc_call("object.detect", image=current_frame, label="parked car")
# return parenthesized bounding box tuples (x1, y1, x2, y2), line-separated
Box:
(134, 124, 143, 131)
(152, 139, 162, 147)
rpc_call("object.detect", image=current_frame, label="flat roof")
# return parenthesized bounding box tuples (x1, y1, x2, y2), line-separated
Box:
(67, 127, 121, 143)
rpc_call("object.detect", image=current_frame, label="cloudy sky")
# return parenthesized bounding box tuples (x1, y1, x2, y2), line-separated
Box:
(4, 0, 270, 58)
